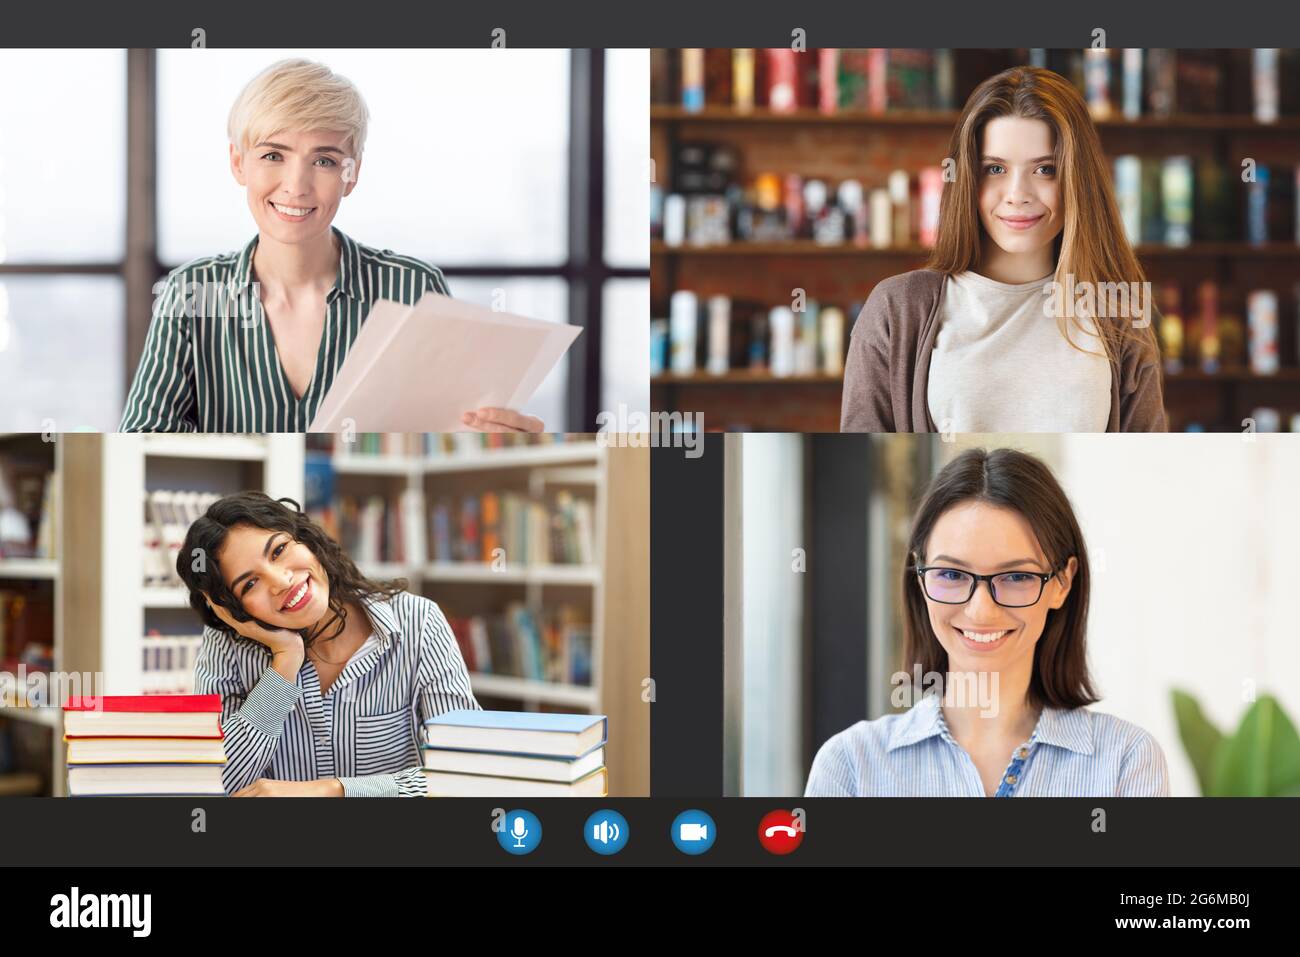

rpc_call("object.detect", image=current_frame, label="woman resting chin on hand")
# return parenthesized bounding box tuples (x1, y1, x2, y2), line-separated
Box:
(182, 491, 481, 797)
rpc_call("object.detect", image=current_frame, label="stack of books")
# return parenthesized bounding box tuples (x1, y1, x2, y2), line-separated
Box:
(420, 710, 608, 797)
(63, 695, 227, 796)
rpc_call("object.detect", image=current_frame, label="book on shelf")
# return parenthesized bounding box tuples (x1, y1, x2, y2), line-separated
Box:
(0, 462, 56, 561)
(334, 488, 425, 568)
(308, 432, 570, 462)
(1113, 154, 1298, 247)
(141, 632, 205, 695)
(0, 582, 55, 708)
(661, 291, 853, 378)
(656, 48, 1300, 122)
(428, 489, 595, 567)
(447, 601, 592, 685)
(143, 489, 220, 587)
(420, 709, 607, 797)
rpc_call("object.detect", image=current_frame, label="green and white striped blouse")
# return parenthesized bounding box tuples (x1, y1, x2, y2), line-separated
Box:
(119, 226, 450, 432)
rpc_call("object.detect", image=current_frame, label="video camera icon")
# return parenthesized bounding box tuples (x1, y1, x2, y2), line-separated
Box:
(671, 810, 717, 855)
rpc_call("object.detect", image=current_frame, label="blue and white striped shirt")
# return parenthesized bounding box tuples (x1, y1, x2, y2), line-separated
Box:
(195, 590, 479, 797)
(805, 692, 1169, 797)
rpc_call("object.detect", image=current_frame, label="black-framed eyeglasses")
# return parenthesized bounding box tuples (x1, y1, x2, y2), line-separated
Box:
(913, 564, 1058, 608)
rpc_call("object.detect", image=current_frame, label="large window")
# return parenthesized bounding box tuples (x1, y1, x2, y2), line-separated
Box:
(0, 50, 126, 431)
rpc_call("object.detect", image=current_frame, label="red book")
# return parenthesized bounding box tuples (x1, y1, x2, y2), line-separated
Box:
(64, 695, 220, 712)
(767, 49, 798, 113)
(63, 694, 223, 739)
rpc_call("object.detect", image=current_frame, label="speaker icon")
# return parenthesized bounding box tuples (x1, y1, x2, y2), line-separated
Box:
(584, 810, 630, 855)
(592, 818, 621, 844)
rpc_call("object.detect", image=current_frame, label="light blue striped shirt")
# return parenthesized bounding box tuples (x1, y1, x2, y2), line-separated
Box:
(195, 590, 480, 797)
(805, 692, 1169, 797)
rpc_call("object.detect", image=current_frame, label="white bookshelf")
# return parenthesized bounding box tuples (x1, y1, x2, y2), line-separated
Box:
(0, 558, 59, 580)
(60, 433, 306, 796)
(421, 562, 602, 586)
(330, 439, 608, 715)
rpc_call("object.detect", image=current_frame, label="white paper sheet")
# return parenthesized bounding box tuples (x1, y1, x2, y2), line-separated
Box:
(307, 293, 582, 432)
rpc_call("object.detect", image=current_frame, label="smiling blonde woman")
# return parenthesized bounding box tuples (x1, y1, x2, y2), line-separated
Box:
(120, 58, 543, 434)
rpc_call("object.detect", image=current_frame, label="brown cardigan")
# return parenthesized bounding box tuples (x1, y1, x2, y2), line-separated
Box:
(840, 268, 1169, 432)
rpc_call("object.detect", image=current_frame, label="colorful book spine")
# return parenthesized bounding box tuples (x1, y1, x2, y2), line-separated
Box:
(769, 307, 795, 376)
(767, 49, 798, 113)
(670, 290, 698, 375)
(1084, 48, 1112, 120)
(867, 49, 887, 114)
(1114, 156, 1142, 246)
(919, 167, 943, 248)
(733, 49, 755, 112)
(681, 49, 704, 112)
(1121, 49, 1143, 119)
(1246, 165, 1271, 245)
(1161, 156, 1193, 247)
(820, 308, 845, 375)
(1253, 48, 1279, 124)
(1248, 290, 1280, 374)
(707, 296, 731, 374)
(818, 49, 839, 115)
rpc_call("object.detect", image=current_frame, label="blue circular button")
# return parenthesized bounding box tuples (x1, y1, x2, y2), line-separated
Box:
(584, 809, 630, 855)
(497, 809, 542, 855)
(670, 809, 716, 855)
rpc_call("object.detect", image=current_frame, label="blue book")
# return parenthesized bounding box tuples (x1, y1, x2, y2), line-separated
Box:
(423, 710, 607, 758)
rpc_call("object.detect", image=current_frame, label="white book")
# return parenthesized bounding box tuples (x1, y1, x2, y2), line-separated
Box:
(769, 307, 795, 377)
(67, 764, 226, 796)
(422, 766, 607, 798)
(670, 291, 698, 374)
(706, 296, 731, 374)
(422, 746, 604, 783)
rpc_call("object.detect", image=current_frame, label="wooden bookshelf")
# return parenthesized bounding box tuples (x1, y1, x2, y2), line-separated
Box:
(654, 371, 843, 385)
(653, 240, 1300, 259)
(651, 50, 1300, 431)
(653, 104, 1300, 132)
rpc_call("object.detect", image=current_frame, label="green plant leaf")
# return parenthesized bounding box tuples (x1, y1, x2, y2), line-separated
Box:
(1211, 695, 1300, 797)
(1171, 689, 1223, 796)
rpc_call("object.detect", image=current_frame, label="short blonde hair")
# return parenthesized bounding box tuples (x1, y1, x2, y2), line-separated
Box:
(227, 58, 369, 161)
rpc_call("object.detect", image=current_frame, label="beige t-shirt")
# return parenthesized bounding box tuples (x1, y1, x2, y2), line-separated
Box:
(927, 270, 1112, 432)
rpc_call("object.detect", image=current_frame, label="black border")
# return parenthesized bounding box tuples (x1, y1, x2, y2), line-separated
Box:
(4, 0, 1300, 46)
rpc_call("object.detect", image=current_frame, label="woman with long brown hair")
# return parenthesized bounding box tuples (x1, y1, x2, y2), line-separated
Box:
(178, 491, 479, 796)
(840, 66, 1167, 432)
(805, 447, 1168, 796)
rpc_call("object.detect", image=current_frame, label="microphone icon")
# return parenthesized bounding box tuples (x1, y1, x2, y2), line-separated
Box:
(511, 816, 530, 849)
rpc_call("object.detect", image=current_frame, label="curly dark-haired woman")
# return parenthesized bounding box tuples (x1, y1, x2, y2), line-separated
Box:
(178, 491, 479, 796)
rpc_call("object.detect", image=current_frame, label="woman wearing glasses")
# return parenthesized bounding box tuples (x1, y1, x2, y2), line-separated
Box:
(805, 446, 1168, 797)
